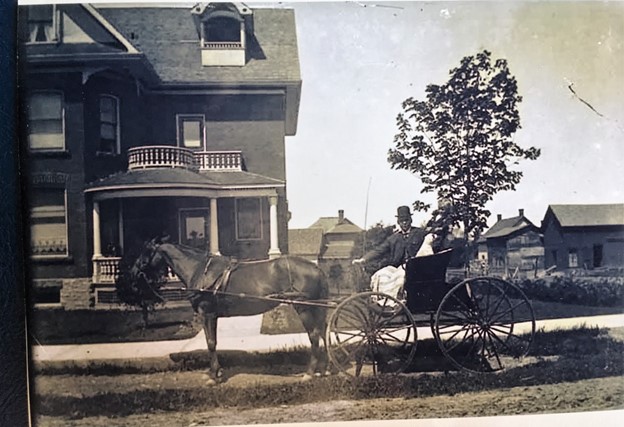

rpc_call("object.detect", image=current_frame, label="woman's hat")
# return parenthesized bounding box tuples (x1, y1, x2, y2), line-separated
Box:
(396, 205, 412, 220)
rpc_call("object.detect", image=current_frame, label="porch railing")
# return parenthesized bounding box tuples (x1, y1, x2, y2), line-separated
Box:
(92, 257, 180, 284)
(195, 150, 243, 171)
(93, 257, 122, 284)
(128, 146, 197, 170)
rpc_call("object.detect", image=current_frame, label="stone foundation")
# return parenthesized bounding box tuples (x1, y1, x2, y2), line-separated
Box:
(60, 278, 93, 309)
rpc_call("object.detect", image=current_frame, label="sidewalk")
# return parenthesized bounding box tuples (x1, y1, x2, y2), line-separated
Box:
(31, 313, 624, 362)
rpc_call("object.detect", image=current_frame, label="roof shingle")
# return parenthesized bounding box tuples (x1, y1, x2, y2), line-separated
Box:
(288, 228, 324, 257)
(548, 204, 624, 227)
(96, 6, 301, 85)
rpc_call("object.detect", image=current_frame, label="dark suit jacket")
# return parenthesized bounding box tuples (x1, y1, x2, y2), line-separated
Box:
(363, 227, 427, 267)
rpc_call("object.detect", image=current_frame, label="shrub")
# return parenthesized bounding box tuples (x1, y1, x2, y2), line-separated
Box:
(516, 276, 624, 307)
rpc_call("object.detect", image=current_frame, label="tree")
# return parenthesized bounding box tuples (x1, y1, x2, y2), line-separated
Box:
(388, 50, 540, 240)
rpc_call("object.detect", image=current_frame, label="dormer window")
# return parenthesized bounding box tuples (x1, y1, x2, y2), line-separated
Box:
(192, 3, 252, 67)
(27, 5, 58, 43)
(202, 17, 243, 47)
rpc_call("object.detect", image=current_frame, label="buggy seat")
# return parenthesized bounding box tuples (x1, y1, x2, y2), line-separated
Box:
(404, 249, 454, 313)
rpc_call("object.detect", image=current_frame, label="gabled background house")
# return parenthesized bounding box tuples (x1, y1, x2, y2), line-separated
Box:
(290, 210, 364, 295)
(481, 209, 544, 278)
(19, 3, 301, 308)
(542, 204, 624, 270)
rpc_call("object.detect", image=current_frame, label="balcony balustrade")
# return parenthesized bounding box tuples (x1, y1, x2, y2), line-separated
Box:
(128, 146, 196, 170)
(127, 146, 243, 172)
(195, 150, 243, 171)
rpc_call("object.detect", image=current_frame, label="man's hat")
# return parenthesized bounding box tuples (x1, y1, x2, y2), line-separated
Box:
(396, 205, 412, 220)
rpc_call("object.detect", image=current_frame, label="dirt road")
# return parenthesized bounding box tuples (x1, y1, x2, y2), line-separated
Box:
(35, 375, 624, 426)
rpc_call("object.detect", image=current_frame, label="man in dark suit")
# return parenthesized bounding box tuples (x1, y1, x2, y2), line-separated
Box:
(352, 206, 428, 301)
(353, 205, 427, 267)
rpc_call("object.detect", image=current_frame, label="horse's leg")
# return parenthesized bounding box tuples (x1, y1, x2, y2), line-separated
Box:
(198, 301, 222, 384)
(295, 305, 327, 380)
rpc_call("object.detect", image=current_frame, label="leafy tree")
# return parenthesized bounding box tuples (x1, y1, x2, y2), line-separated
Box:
(389, 50, 540, 240)
(359, 222, 395, 275)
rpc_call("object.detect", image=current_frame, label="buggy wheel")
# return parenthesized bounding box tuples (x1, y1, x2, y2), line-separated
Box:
(326, 291, 418, 377)
(434, 277, 535, 373)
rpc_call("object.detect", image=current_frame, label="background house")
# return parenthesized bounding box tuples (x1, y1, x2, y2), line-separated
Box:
(286, 228, 323, 264)
(290, 210, 364, 295)
(542, 204, 624, 270)
(482, 209, 544, 278)
(19, 3, 301, 309)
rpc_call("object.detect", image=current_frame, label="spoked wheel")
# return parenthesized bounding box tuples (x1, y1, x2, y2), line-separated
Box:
(434, 277, 535, 373)
(326, 291, 418, 377)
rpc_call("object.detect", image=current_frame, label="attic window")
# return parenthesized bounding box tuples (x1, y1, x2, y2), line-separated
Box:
(193, 4, 249, 67)
(202, 16, 244, 48)
(27, 5, 58, 43)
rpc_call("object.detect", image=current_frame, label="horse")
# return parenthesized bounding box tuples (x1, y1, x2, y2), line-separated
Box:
(129, 237, 330, 384)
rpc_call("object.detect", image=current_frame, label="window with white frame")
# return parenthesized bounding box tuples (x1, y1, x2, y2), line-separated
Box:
(236, 198, 262, 240)
(179, 208, 209, 249)
(27, 5, 58, 43)
(176, 115, 205, 150)
(29, 189, 68, 257)
(568, 248, 578, 268)
(99, 95, 120, 154)
(27, 92, 65, 151)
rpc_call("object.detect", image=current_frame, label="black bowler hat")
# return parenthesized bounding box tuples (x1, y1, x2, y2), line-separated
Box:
(396, 206, 412, 220)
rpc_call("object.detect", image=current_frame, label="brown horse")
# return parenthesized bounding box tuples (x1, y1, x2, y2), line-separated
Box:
(130, 238, 330, 383)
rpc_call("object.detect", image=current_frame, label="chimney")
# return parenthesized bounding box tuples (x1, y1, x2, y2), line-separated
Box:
(338, 210, 344, 222)
(497, 214, 502, 222)
(519, 208, 524, 217)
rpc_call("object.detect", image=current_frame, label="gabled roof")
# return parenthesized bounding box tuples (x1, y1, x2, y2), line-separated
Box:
(546, 204, 624, 227)
(483, 215, 536, 239)
(288, 228, 324, 257)
(308, 217, 363, 234)
(96, 6, 301, 85)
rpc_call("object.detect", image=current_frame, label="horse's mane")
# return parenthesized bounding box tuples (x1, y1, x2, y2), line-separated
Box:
(166, 243, 208, 262)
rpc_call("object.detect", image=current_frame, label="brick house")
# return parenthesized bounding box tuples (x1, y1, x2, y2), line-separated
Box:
(19, 3, 301, 308)
(541, 204, 624, 270)
(482, 209, 544, 278)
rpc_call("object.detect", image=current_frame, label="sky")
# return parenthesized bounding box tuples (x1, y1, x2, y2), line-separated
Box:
(280, 1, 624, 230)
(24, 0, 624, 230)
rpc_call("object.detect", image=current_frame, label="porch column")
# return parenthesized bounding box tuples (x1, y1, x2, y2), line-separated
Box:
(268, 196, 281, 259)
(93, 201, 102, 258)
(92, 201, 102, 283)
(118, 199, 124, 253)
(209, 198, 221, 256)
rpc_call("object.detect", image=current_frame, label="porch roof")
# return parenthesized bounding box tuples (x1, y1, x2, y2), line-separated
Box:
(85, 167, 285, 195)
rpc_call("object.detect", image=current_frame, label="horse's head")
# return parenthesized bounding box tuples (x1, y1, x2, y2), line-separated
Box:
(117, 236, 170, 308)
(130, 236, 170, 276)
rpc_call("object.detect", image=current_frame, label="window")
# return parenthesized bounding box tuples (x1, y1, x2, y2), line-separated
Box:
(177, 115, 205, 150)
(27, 5, 58, 43)
(29, 189, 68, 257)
(99, 95, 119, 154)
(27, 92, 65, 151)
(236, 198, 262, 240)
(593, 244, 603, 268)
(202, 17, 242, 45)
(179, 209, 209, 249)
(568, 249, 578, 268)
